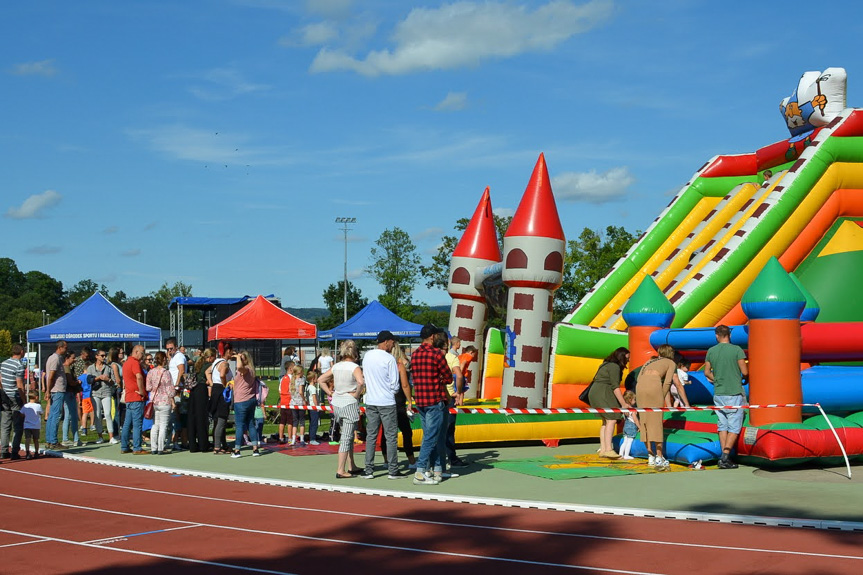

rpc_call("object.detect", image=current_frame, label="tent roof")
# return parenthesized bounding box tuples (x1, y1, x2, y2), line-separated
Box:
(27, 292, 161, 343)
(169, 295, 274, 309)
(207, 295, 317, 340)
(318, 300, 422, 341)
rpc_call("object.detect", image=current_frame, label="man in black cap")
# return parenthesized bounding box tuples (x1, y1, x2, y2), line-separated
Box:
(360, 330, 405, 479)
(411, 323, 452, 485)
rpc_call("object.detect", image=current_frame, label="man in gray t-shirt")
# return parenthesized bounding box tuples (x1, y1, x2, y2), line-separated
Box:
(1, 344, 26, 459)
(44, 340, 73, 448)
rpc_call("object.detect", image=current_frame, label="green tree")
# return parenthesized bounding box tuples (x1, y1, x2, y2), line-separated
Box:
(555, 225, 638, 320)
(367, 227, 420, 317)
(319, 280, 368, 330)
(0, 330, 11, 359)
(18, 270, 68, 317)
(68, 279, 109, 306)
(0, 258, 26, 298)
(420, 215, 510, 291)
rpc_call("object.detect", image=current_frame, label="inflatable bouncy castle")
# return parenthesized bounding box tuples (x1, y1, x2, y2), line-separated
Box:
(447, 68, 863, 465)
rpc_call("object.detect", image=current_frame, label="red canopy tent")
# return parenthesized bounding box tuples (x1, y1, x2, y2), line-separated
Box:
(207, 295, 317, 340)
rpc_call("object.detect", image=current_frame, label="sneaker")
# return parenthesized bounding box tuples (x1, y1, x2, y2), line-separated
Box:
(52, 443, 68, 450)
(79, 428, 87, 435)
(95, 438, 105, 444)
(75, 440, 83, 447)
(230, 451, 242, 459)
(654, 457, 670, 470)
(10, 452, 22, 460)
(718, 458, 738, 469)
(449, 458, 468, 468)
(388, 471, 407, 479)
(299, 441, 306, 447)
(361, 472, 374, 479)
(89, 425, 96, 431)
(252, 450, 261, 457)
(647, 454, 656, 466)
(25, 453, 33, 460)
(413, 472, 439, 485)
(621, 455, 634, 460)
(309, 440, 320, 445)
(109, 437, 120, 445)
(438, 471, 459, 479)
(289, 438, 295, 446)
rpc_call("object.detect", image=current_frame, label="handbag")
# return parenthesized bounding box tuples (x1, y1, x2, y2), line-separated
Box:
(578, 382, 593, 405)
(144, 401, 154, 419)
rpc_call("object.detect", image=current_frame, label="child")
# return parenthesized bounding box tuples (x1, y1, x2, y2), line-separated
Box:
(79, 374, 96, 437)
(22, 392, 43, 459)
(277, 360, 294, 444)
(288, 365, 306, 446)
(670, 355, 691, 408)
(619, 390, 640, 460)
(305, 370, 320, 445)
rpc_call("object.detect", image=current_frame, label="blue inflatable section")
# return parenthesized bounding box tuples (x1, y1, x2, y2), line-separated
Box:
(684, 367, 863, 413)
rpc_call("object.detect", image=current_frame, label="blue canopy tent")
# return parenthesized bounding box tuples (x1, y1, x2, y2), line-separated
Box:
(317, 300, 422, 341)
(27, 292, 160, 343)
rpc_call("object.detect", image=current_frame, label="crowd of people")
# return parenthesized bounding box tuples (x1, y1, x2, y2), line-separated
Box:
(2, 324, 747, 473)
(583, 324, 747, 470)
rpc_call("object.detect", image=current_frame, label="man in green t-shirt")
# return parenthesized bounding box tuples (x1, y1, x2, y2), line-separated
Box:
(704, 325, 749, 469)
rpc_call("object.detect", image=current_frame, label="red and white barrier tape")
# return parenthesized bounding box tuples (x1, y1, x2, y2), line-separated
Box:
(263, 403, 814, 415)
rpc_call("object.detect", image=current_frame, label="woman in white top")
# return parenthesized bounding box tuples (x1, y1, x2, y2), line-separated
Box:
(318, 340, 365, 479)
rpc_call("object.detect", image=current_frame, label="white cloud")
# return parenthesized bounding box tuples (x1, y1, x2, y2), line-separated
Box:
(310, 0, 612, 76)
(552, 166, 634, 204)
(413, 227, 445, 241)
(11, 59, 58, 76)
(5, 190, 62, 219)
(187, 68, 269, 101)
(434, 91, 467, 111)
(286, 22, 340, 46)
(306, 0, 353, 19)
(493, 207, 514, 218)
(26, 244, 61, 255)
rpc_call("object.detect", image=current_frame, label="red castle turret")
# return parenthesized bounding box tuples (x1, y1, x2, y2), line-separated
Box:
(500, 153, 566, 409)
(447, 187, 502, 397)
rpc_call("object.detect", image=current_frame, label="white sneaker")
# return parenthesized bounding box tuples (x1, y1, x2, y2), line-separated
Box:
(231, 451, 242, 459)
(95, 438, 105, 444)
(289, 438, 295, 446)
(110, 437, 120, 444)
(413, 473, 439, 485)
(648, 455, 656, 466)
(309, 440, 320, 445)
(654, 457, 670, 470)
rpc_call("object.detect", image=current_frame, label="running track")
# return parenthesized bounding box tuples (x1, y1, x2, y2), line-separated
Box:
(1, 458, 861, 574)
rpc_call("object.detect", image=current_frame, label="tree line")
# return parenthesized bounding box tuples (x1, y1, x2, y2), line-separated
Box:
(318, 220, 639, 329)
(1, 221, 638, 343)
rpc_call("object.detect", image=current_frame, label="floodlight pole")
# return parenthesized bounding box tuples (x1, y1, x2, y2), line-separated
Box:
(335, 217, 356, 323)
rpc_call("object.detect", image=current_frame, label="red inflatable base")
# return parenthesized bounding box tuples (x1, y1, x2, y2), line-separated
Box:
(736, 422, 863, 467)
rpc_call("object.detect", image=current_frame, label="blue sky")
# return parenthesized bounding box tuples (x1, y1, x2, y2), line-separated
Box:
(2, 0, 860, 309)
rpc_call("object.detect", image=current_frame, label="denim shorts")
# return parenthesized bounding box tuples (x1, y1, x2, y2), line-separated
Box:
(714, 394, 745, 434)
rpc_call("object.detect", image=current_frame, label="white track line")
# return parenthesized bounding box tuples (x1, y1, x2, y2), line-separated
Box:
(45, 451, 863, 533)
(0, 527, 297, 575)
(0, 493, 660, 574)
(3, 466, 862, 561)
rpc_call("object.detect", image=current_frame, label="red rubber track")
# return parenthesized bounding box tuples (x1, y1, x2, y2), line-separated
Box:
(1, 458, 861, 574)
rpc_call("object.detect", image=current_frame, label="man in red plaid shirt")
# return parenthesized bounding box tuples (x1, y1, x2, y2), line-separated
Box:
(411, 324, 451, 485)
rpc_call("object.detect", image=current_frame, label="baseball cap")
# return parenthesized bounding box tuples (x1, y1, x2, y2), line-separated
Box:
(420, 323, 443, 340)
(376, 330, 397, 343)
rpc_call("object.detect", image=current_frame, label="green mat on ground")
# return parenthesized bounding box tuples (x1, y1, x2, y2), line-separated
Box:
(491, 454, 699, 480)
